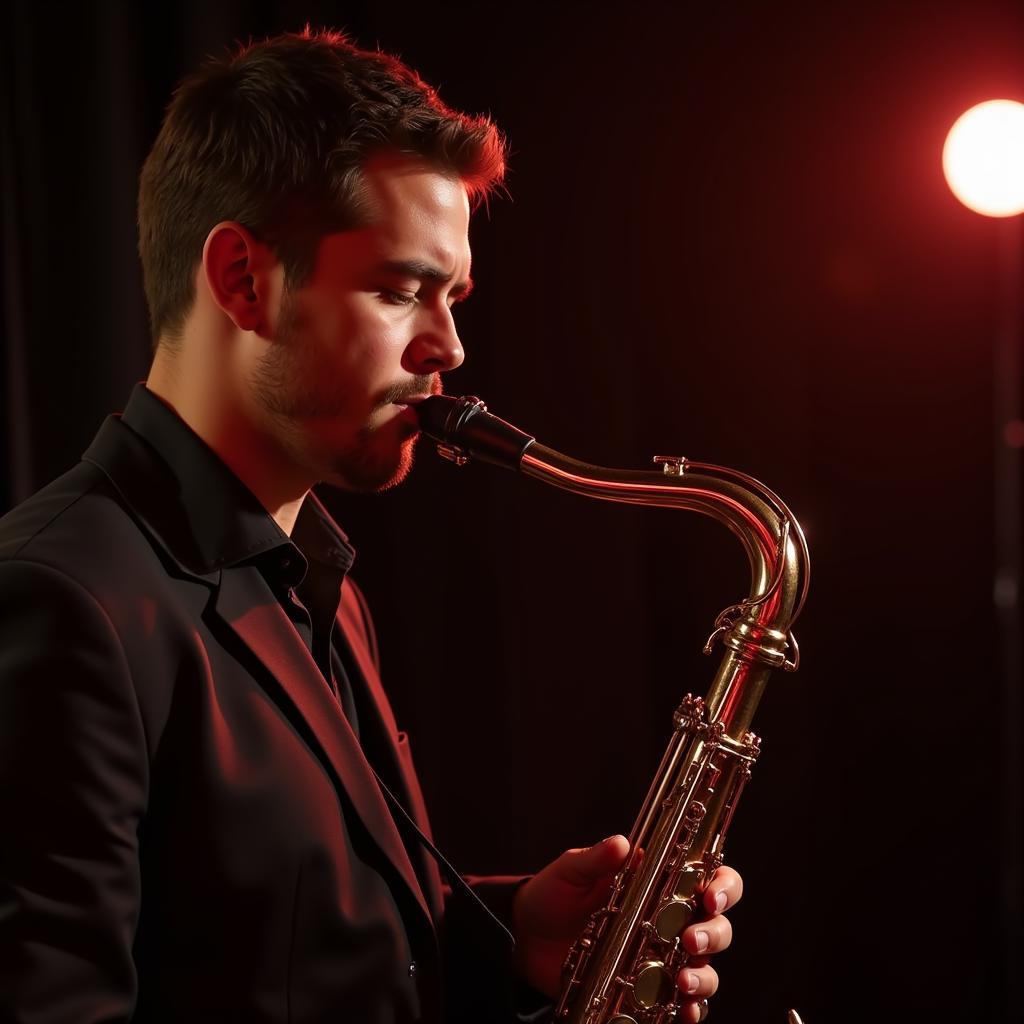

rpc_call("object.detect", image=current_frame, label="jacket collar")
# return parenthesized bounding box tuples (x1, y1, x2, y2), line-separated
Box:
(85, 383, 300, 576)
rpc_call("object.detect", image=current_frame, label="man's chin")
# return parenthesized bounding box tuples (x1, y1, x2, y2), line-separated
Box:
(320, 437, 419, 494)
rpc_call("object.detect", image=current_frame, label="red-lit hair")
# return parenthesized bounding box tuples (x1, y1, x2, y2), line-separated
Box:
(137, 28, 507, 347)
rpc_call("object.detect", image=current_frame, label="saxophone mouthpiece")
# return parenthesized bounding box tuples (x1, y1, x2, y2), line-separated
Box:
(415, 395, 535, 471)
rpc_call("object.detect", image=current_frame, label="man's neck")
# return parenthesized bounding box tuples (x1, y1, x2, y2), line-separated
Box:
(146, 346, 310, 536)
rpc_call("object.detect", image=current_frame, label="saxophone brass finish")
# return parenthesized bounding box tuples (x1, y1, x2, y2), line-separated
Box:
(415, 396, 810, 1024)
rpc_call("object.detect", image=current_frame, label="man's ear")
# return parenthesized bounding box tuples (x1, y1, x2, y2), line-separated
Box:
(201, 221, 279, 333)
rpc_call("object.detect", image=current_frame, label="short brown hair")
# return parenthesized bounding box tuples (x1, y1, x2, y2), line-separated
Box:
(137, 29, 506, 347)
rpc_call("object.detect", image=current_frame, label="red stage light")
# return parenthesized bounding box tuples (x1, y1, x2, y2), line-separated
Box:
(943, 99, 1024, 217)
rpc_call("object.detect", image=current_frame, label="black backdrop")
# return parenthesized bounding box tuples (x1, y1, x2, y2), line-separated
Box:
(3, 1, 1022, 1020)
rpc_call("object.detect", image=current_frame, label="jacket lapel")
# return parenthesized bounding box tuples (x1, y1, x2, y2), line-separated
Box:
(338, 583, 446, 919)
(212, 565, 434, 929)
(83, 413, 434, 932)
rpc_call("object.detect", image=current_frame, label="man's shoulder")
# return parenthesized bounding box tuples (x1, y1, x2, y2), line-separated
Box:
(0, 459, 174, 590)
(1, 460, 112, 557)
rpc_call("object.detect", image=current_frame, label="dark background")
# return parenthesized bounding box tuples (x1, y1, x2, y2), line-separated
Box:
(3, 1, 1022, 1021)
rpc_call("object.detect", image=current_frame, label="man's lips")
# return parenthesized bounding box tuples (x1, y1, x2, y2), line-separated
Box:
(391, 394, 432, 410)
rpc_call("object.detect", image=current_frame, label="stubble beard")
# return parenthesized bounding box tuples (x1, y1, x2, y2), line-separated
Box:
(249, 293, 432, 493)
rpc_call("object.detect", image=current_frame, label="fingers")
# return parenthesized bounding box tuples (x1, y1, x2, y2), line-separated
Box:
(677, 962, 719, 999)
(682, 912, 733, 956)
(675, 866, 740, 1022)
(702, 864, 743, 915)
(680, 998, 711, 1024)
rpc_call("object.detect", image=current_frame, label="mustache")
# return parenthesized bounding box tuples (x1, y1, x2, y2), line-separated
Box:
(375, 375, 441, 408)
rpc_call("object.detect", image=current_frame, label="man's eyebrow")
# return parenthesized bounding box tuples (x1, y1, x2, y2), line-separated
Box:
(379, 259, 474, 298)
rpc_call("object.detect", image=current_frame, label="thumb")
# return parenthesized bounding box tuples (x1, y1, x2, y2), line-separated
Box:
(558, 834, 630, 887)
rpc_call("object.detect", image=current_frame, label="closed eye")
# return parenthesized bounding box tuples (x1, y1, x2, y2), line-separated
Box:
(375, 259, 474, 309)
(380, 287, 471, 311)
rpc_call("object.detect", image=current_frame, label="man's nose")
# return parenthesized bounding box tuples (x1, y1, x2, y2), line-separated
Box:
(404, 304, 465, 374)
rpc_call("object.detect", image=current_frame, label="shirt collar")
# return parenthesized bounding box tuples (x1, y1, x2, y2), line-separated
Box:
(119, 383, 356, 583)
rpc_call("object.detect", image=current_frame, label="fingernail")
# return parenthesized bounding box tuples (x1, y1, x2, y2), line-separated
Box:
(694, 929, 709, 953)
(714, 891, 727, 913)
(685, 971, 700, 994)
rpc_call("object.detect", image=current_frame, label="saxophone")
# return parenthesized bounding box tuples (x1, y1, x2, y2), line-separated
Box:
(416, 395, 810, 1024)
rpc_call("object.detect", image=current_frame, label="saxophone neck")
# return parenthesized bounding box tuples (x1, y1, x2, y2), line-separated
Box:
(416, 394, 810, 674)
(518, 444, 807, 662)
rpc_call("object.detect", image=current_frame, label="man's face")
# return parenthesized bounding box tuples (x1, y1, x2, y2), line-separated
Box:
(249, 154, 472, 492)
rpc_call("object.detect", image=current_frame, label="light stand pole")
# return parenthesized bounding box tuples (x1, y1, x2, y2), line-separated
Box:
(944, 99, 1024, 1024)
(994, 213, 1021, 1024)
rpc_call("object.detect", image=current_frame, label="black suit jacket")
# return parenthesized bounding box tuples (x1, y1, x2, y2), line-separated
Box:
(0, 403, 518, 1023)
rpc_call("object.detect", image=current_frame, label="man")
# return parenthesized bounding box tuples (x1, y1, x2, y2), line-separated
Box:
(0, 30, 740, 1023)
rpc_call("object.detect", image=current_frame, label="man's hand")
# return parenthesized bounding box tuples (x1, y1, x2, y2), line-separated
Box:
(511, 835, 743, 1024)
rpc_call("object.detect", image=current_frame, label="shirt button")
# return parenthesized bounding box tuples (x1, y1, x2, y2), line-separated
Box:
(408, 960, 417, 978)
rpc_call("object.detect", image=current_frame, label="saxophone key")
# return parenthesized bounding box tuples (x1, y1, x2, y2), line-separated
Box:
(672, 864, 704, 899)
(630, 961, 675, 1010)
(654, 897, 697, 941)
(682, 800, 707, 830)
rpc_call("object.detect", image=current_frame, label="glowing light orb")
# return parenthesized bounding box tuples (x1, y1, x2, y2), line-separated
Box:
(943, 99, 1024, 217)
